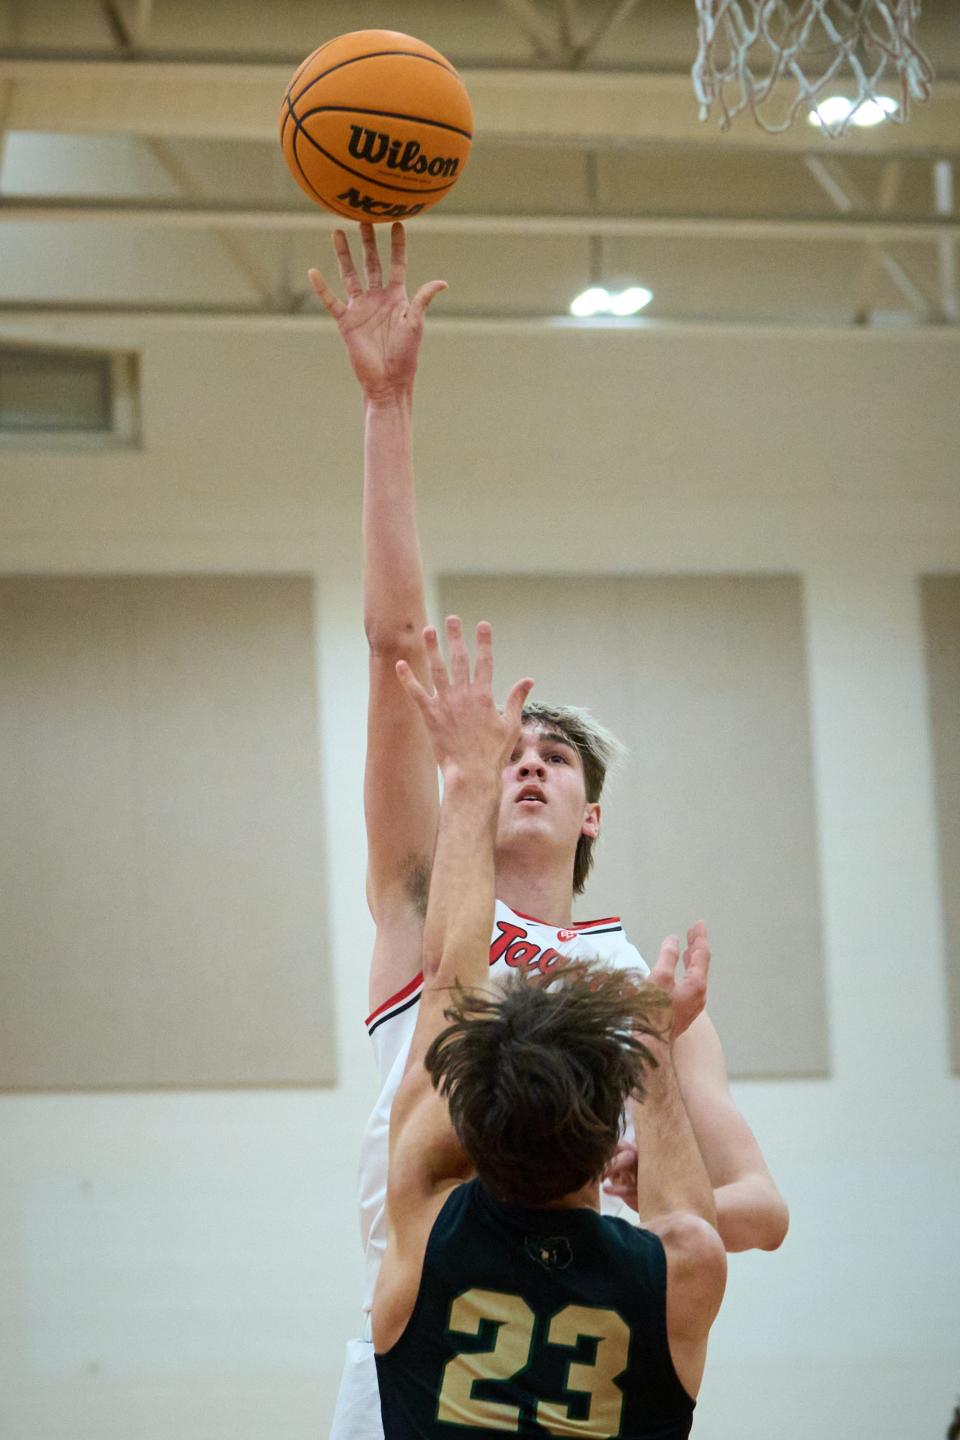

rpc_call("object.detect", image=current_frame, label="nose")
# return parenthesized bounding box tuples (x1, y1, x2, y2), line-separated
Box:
(517, 753, 546, 779)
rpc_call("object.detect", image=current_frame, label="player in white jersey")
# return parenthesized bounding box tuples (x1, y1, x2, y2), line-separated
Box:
(310, 224, 789, 1440)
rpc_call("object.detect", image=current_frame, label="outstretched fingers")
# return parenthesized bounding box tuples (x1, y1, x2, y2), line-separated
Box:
(445, 615, 470, 686)
(411, 279, 448, 317)
(307, 267, 346, 320)
(358, 222, 383, 289)
(389, 221, 407, 286)
(423, 625, 449, 695)
(394, 657, 431, 714)
(683, 922, 711, 992)
(333, 229, 363, 298)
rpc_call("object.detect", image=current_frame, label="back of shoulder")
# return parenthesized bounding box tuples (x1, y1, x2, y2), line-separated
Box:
(650, 1213, 727, 1319)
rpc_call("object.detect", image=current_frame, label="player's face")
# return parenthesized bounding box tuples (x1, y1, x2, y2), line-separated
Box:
(495, 725, 600, 857)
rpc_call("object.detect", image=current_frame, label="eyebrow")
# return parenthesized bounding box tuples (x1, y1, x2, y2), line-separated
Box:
(536, 732, 578, 753)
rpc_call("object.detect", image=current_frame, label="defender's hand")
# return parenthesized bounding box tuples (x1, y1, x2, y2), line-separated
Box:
(648, 924, 711, 1041)
(396, 616, 533, 779)
(308, 221, 446, 401)
(602, 1140, 640, 1210)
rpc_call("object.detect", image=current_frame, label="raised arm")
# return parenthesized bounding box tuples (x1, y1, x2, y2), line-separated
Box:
(604, 925, 790, 1253)
(633, 934, 727, 1400)
(384, 619, 532, 1176)
(371, 621, 533, 1350)
(309, 222, 447, 1009)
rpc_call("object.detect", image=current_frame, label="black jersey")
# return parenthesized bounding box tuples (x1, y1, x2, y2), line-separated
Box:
(375, 1180, 695, 1440)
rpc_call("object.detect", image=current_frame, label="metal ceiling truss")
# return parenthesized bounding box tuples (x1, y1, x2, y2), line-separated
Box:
(0, 1, 957, 328)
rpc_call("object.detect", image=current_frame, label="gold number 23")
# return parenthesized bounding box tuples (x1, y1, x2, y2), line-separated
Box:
(437, 1287, 631, 1436)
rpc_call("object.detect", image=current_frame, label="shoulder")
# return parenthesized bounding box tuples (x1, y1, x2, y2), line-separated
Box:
(652, 1212, 727, 1310)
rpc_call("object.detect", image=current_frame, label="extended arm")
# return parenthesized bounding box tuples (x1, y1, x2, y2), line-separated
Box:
(633, 936, 726, 1400)
(310, 223, 446, 1008)
(387, 619, 532, 1151)
(672, 1012, 789, 1252)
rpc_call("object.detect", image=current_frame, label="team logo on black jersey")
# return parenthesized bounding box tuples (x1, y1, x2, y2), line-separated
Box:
(525, 1236, 573, 1270)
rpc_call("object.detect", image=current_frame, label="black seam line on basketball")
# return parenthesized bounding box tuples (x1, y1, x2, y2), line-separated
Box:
(291, 122, 332, 211)
(368, 992, 421, 1036)
(285, 98, 458, 197)
(291, 49, 459, 109)
(294, 104, 472, 142)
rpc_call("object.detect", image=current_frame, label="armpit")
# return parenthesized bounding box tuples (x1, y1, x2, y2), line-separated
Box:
(401, 853, 432, 918)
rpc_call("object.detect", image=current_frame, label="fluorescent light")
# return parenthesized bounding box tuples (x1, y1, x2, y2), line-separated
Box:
(809, 95, 898, 129)
(609, 286, 653, 316)
(570, 287, 610, 317)
(569, 285, 653, 317)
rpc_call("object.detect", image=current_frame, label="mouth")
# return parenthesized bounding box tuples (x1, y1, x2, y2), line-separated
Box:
(516, 788, 547, 805)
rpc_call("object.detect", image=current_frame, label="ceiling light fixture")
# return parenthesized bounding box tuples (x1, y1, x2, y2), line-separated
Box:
(808, 95, 898, 129)
(569, 285, 653, 318)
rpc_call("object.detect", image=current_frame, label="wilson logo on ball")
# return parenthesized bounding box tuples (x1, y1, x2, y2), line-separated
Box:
(347, 126, 461, 179)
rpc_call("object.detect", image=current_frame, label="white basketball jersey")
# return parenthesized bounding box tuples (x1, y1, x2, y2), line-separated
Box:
(357, 899, 647, 1311)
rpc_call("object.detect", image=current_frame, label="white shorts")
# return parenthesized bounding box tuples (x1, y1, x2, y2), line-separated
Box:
(330, 1336, 382, 1440)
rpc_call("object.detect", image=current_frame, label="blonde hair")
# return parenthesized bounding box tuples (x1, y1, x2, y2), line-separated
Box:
(520, 701, 625, 895)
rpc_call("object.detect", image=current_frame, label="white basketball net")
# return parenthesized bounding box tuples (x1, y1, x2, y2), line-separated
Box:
(691, 0, 934, 136)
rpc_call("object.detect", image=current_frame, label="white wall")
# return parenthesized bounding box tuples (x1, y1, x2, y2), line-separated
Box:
(1, 317, 959, 1439)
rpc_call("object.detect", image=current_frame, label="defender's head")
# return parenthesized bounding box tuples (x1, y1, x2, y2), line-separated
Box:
(496, 703, 624, 896)
(424, 960, 667, 1208)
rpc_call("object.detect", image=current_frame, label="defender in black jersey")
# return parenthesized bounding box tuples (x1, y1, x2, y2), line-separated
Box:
(373, 617, 726, 1439)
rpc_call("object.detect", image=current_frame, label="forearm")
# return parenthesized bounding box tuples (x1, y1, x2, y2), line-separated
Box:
(630, 1041, 718, 1230)
(713, 1175, 789, 1252)
(422, 769, 499, 987)
(363, 391, 429, 650)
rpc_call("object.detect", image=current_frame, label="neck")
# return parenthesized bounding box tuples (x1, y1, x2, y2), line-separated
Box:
(494, 850, 576, 928)
(537, 1179, 601, 1213)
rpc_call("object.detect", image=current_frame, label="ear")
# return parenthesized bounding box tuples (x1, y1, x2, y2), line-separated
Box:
(581, 802, 601, 840)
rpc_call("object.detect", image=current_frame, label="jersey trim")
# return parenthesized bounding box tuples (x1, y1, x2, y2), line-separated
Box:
(510, 909, 622, 929)
(365, 917, 627, 1033)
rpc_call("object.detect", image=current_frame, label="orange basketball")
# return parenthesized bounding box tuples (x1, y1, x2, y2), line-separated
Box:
(279, 30, 473, 223)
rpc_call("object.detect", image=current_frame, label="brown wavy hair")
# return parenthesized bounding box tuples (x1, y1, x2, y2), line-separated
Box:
(424, 961, 667, 1207)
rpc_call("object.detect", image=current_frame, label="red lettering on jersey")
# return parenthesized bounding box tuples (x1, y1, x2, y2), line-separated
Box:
(557, 929, 577, 943)
(505, 940, 540, 969)
(537, 947, 564, 975)
(490, 921, 525, 964)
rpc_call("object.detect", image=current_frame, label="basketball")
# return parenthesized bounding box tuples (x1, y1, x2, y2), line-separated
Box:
(279, 30, 473, 223)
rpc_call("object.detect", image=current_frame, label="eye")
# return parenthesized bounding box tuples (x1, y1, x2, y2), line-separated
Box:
(548, 752, 569, 764)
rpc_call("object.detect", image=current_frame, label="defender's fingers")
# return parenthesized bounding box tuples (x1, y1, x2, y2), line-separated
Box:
(410, 279, 448, 316)
(473, 621, 494, 688)
(395, 658, 431, 711)
(603, 1145, 637, 1181)
(359, 222, 383, 288)
(446, 615, 470, 685)
(307, 268, 346, 320)
(686, 933, 711, 984)
(650, 935, 680, 987)
(333, 229, 363, 297)
(504, 677, 535, 729)
(388, 221, 406, 286)
(423, 625, 449, 693)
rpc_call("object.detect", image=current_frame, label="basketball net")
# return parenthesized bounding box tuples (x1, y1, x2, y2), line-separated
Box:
(691, 0, 934, 136)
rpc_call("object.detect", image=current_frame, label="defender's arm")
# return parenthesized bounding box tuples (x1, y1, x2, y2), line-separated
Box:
(383, 619, 532, 1181)
(633, 939, 726, 1401)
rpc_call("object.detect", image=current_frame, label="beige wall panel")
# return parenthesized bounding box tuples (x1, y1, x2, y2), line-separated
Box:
(921, 576, 960, 1073)
(0, 575, 331, 1089)
(439, 573, 827, 1078)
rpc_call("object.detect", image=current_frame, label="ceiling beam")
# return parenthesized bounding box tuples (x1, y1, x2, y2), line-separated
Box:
(0, 56, 958, 154)
(2, 196, 958, 245)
